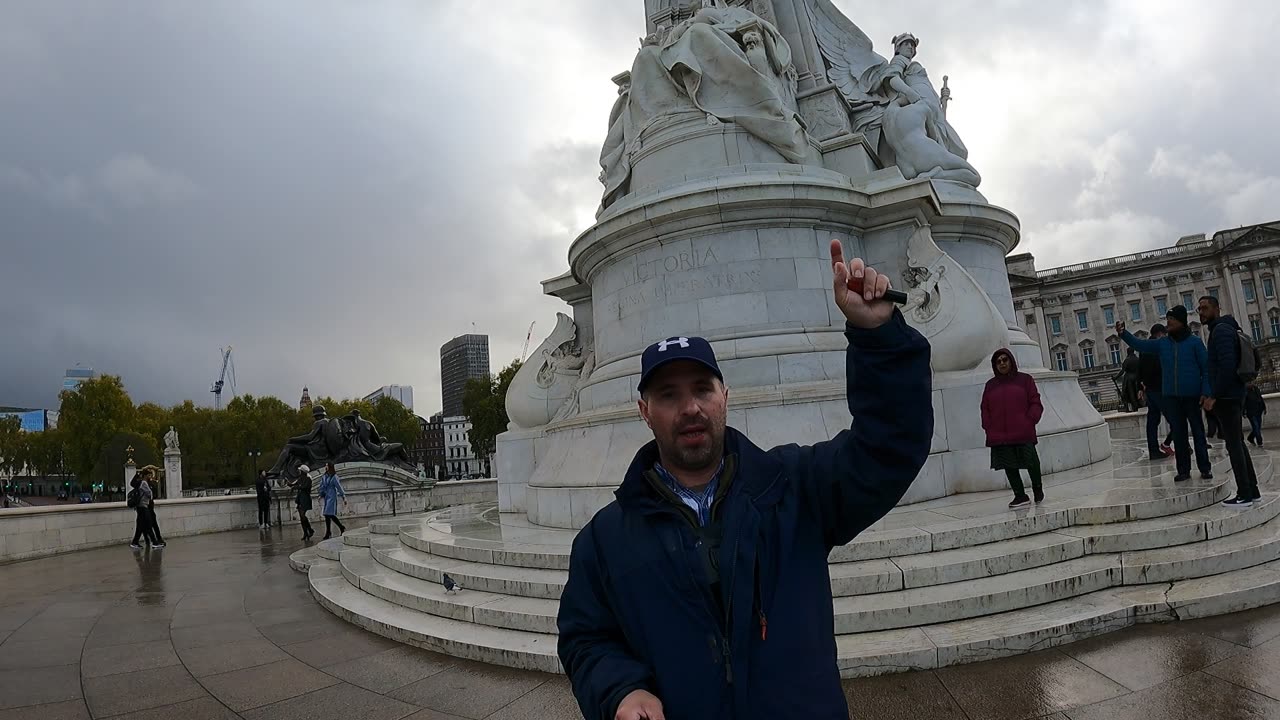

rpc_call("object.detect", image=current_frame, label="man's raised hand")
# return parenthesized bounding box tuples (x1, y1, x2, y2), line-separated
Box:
(830, 239, 895, 329)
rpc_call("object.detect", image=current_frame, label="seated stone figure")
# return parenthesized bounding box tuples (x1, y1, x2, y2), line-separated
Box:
(599, 0, 814, 209)
(267, 405, 344, 478)
(341, 409, 416, 471)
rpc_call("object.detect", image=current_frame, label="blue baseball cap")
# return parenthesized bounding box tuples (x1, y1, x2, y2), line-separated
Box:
(637, 336, 723, 394)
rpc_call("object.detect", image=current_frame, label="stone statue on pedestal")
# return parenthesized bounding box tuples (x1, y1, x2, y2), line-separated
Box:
(267, 404, 416, 479)
(600, 0, 815, 209)
(341, 409, 415, 469)
(806, 0, 980, 186)
(163, 426, 179, 450)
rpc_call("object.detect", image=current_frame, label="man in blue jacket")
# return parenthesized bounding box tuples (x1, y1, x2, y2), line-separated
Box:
(557, 241, 932, 720)
(1116, 305, 1212, 482)
(1198, 295, 1260, 506)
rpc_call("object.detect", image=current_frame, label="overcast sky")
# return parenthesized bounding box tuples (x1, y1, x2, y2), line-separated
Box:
(3, 1, 1278, 412)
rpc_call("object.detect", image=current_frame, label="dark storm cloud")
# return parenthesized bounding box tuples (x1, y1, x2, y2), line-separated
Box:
(1, 1, 1276, 410)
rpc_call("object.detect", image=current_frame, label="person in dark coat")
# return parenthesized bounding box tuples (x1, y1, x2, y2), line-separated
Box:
(557, 245, 931, 720)
(1118, 305, 1212, 482)
(128, 476, 159, 548)
(1138, 324, 1175, 460)
(1199, 296, 1260, 506)
(291, 464, 315, 540)
(1246, 382, 1267, 447)
(981, 348, 1044, 508)
(255, 470, 273, 529)
(1117, 348, 1142, 412)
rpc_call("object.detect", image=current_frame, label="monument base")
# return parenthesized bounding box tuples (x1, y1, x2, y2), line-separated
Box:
(500, 366, 1108, 529)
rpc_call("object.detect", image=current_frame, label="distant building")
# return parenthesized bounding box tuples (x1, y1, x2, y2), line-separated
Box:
(62, 366, 96, 394)
(411, 413, 446, 478)
(363, 384, 414, 411)
(440, 334, 490, 417)
(0, 408, 53, 432)
(1008, 221, 1280, 409)
(443, 415, 482, 478)
(299, 386, 312, 411)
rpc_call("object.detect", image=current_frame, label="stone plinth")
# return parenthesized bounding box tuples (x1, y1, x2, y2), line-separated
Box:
(503, 167, 1108, 529)
(163, 448, 182, 500)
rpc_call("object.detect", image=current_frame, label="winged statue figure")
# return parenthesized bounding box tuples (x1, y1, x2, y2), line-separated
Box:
(804, 0, 980, 187)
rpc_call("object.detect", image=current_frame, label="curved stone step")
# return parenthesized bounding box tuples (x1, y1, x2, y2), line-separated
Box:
(289, 546, 321, 573)
(832, 555, 1122, 633)
(1121, 507, 1280, 584)
(836, 556, 1280, 678)
(372, 543, 567, 600)
(316, 537, 345, 561)
(1059, 494, 1280, 554)
(308, 559, 561, 673)
(311, 551, 1280, 679)
(340, 549, 559, 633)
(341, 528, 372, 547)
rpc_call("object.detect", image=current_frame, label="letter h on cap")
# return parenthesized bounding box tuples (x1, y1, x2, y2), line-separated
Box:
(658, 337, 690, 352)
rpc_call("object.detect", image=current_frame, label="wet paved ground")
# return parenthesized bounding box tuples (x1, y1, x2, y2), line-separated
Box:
(6, 524, 1280, 719)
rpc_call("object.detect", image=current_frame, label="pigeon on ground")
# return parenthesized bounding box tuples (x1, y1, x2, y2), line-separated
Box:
(442, 573, 462, 594)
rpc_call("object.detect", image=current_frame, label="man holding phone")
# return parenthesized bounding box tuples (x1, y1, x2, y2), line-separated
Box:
(557, 240, 933, 720)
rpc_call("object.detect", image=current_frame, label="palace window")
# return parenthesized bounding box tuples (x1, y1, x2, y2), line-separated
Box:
(1082, 347, 1095, 369)
(1054, 351, 1068, 371)
(1250, 315, 1263, 343)
(1244, 280, 1257, 302)
(1049, 315, 1062, 335)
(1182, 292, 1194, 310)
(1076, 310, 1089, 330)
(1129, 301, 1141, 321)
(1271, 315, 1280, 339)
(1266, 277, 1276, 299)
(1109, 343, 1122, 365)
(1155, 296, 1168, 316)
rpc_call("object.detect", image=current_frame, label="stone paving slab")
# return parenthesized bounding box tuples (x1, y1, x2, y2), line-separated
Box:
(7, 490, 1280, 718)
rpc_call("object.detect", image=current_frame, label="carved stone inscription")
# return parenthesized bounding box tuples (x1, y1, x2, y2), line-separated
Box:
(601, 244, 794, 321)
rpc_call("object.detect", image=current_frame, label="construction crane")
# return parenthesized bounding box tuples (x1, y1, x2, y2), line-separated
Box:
(520, 321, 536, 362)
(211, 346, 236, 409)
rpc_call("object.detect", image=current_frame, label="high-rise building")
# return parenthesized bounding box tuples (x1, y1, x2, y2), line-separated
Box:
(363, 385, 414, 411)
(62, 366, 96, 394)
(440, 334, 490, 417)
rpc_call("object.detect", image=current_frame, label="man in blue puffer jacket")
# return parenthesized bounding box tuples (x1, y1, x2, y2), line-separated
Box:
(557, 241, 932, 720)
(1117, 304, 1212, 481)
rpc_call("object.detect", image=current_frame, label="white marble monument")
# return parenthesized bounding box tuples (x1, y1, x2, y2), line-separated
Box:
(496, 0, 1109, 529)
(163, 426, 183, 499)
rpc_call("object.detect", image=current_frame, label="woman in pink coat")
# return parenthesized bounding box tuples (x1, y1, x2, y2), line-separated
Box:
(981, 348, 1045, 508)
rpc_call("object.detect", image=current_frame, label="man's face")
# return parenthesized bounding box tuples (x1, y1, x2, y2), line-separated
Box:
(638, 361, 728, 473)
(1167, 317, 1184, 334)
(1198, 299, 1218, 323)
(899, 41, 917, 59)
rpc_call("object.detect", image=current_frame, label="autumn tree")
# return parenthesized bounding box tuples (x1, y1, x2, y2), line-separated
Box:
(57, 375, 137, 478)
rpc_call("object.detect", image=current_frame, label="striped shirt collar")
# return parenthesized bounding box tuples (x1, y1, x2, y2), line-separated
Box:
(654, 460, 725, 526)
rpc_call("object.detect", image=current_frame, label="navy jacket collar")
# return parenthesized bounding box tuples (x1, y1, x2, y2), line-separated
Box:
(615, 426, 784, 512)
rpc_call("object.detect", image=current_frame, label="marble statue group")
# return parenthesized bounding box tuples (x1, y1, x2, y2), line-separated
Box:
(267, 405, 415, 479)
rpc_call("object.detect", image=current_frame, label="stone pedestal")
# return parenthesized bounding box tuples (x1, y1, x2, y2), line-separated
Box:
(123, 462, 136, 498)
(500, 165, 1109, 529)
(163, 448, 182, 500)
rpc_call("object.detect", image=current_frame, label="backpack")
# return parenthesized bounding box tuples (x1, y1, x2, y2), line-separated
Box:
(126, 488, 140, 508)
(1218, 324, 1262, 382)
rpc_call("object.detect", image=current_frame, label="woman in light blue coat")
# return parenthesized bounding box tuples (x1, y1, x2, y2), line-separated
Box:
(318, 462, 347, 539)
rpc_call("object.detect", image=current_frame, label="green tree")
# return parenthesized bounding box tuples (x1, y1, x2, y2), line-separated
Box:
(463, 360, 521, 468)
(0, 415, 25, 477)
(25, 426, 68, 479)
(57, 375, 136, 478)
(368, 396, 419, 447)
